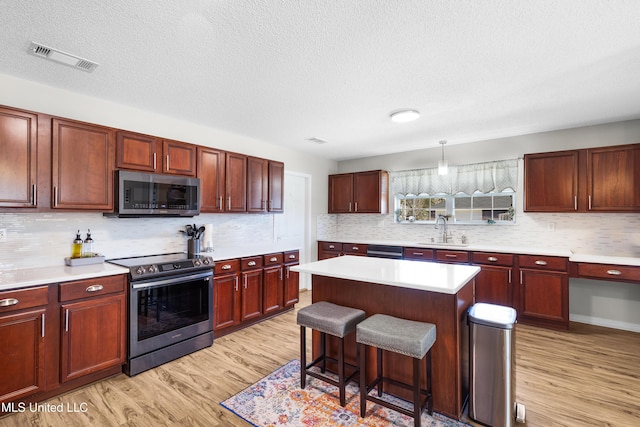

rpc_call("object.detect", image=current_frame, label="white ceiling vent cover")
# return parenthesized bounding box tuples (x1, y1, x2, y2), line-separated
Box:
(28, 42, 99, 73)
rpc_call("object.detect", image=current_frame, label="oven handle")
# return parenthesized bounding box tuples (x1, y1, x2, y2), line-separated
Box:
(131, 271, 213, 290)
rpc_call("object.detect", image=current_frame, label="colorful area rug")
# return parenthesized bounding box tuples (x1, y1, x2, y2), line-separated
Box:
(221, 359, 470, 427)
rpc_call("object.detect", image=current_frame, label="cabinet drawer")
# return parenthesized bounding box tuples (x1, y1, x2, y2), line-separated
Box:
(241, 256, 263, 270)
(404, 247, 434, 261)
(576, 263, 640, 282)
(215, 259, 240, 275)
(471, 252, 514, 266)
(519, 255, 567, 271)
(343, 243, 367, 255)
(264, 253, 284, 266)
(59, 275, 125, 302)
(0, 286, 48, 313)
(319, 242, 343, 252)
(435, 250, 469, 263)
(284, 250, 299, 263)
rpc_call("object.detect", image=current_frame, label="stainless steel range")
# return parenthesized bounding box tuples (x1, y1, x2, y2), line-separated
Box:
(108, 252, 214, 376)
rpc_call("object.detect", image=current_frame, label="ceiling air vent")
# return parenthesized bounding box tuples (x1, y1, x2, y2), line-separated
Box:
(307, 137, 328, 145)
(28, 42, 99, 73)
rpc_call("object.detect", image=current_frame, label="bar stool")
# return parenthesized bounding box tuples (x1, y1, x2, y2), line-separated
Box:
(297, 301, 366, 406)
(357, 314, 436, 427)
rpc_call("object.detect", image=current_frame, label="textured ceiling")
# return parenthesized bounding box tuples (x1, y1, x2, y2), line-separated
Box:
(1, 0, 640, 161)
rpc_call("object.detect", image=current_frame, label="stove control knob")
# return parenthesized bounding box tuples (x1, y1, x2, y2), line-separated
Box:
(203, 258, 211, 265)
(147, 266, 156, 273)
(194, 259, 202, 267)
(135, 267, 145, 275)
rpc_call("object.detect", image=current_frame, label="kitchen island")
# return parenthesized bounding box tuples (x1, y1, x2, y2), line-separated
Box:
(292, 256, 481, 420)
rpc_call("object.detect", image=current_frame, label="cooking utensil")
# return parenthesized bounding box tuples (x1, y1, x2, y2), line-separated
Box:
(194, 226, 205, 240)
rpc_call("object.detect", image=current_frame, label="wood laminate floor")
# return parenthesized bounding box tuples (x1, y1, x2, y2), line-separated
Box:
(1, 290, 639, 427)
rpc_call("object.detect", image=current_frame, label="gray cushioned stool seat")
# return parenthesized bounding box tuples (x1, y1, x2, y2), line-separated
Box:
(357, 314, 436, 358)
(297, 301, 365, 338)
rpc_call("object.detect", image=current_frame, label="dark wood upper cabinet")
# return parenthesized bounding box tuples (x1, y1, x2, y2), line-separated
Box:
(51, 118, 115, 210)
(247, 156, 269, 213)
(268, 160, 284, 213)
(0, 107, 38, 207)
(525, 144, 640, 212)
(328, 170, 388, 214)
(197, 147, 226, 213)
(225, 152, 247, 212)
(162, 139, 197, 176)
(115, 131, 161, 172)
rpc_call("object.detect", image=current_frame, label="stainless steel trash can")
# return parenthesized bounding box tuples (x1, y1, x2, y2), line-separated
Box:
(468, 303, 518, 427)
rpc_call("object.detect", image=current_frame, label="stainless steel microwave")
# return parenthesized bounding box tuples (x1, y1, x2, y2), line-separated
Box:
(106, 170, 200, 217)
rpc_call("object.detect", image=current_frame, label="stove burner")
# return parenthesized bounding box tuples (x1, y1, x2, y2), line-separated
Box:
(108, 252, 214, 280)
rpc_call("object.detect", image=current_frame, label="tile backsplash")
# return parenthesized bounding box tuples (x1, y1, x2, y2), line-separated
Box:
(317, 212, 640, 257)
(0, 212, 275, 270)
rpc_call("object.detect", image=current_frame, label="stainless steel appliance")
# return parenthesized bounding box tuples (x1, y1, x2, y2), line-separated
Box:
(106, 170, 200, 217)
(108, 253, 214, 376)
(366, 244, 404, 259)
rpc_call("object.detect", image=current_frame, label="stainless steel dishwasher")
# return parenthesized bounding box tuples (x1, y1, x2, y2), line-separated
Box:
(366, 244, 404, 259)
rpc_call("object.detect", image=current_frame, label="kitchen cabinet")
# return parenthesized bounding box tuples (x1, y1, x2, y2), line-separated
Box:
(524, 144, 640, 212)
(471, 252, 514, 307)
(213, 259, 241, 331)
(247, 157, 285, 213)
(225, 151, 248, 212)
(263, 253, 284, 315)
(52, 118, 115, 210)
(517, 254, 569, 330)
(0, 106, 38, 208)
(58, 275, 126, 383)
(162, 139, 197, 176)
(115, 133, 196, 176)
(240, 256, 263, 322)
(328, 170, 389, 214)
(403, 247, 434, 261)
(342, 243, 367, 256)
(0, 286, 48, 403)
(283, 250, 300, 306)
(435, 249, 469, 264)
(573, 262, 640, 284)
(268, 160, 285, 213)
(318, 241, 344, 260)
(197, 147, 226, 213)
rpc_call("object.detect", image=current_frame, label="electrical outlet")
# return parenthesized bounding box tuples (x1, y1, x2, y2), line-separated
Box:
(547, 222, 556, 232)
(0, 228, 6, 242)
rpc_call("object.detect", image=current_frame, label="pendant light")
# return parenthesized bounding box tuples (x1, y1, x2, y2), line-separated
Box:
(438, 140, 448, 175)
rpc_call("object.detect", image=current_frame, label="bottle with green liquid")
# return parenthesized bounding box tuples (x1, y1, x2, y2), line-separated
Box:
(71, 230, 83, 258)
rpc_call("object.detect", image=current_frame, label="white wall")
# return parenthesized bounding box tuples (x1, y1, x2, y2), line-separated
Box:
(0, 73, 336, 268)
(323, 120, 640, 332)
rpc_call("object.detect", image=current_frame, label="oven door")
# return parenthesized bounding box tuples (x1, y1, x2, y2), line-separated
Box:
(129, 270, 213, 359)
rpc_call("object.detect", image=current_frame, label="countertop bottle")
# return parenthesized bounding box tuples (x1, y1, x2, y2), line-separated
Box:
(71, 230, 83, 258)
(82, 229, 94, 257)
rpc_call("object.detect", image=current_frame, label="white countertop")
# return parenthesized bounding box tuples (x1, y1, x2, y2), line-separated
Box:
(204, 244, 300, 261)
(0, 263, 129, 292)
(292, 255, 481, 294)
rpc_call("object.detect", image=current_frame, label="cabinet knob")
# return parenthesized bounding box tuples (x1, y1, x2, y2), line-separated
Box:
(607, 269, 622, 276)
(0, 298, 19, 307)
(329, 245, 335, 249)
(352, 246, 358, 250)
(247, 260, 256, 266)
(222, 264, 232, 270)
(288, 254, 296, 259)
(85, 284, 104, 293)
(270, 257, 278, 262)
(534, 260, 548, 266)
(488, 257, 498, 262)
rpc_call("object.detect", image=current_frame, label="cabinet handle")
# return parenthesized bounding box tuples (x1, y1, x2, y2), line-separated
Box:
(153, 153, 157, 170)
(445, 254, 457, 258)
(65, 309, 69, 332)
(535, 260, 547, 266)
(329, 245, 335, 249)
(288, 254, 296, 259)
(269, 200, 272, 211)
(588, 195, 592, 210)
(349, 202, 352, 212)
(412, 252, 424, 256)
(508, 270, 512, 284)
(41, 313, 45, 338)
(234, 277, 238, 292)
(247, 260, 256, 267)
(0, 298, 19, 307)
(574, 196, 577, 211)
(270, 257, 278, 262)
(166, 155, 170, 171)
(607, 269, 622, 276)
(219, 196, 223, 209)
(279, 267, 283, 280)
(354, 202, 358, 212)
(53, 187, 58, 207)
(32, 184, 37, 206)
(261, 200, 266, 210)
(352, 246, 359, 251)
(222, 264, 232, 270)
(520, 271, 524, 284)
(86, 284, 103, 293)
(487, 256, 498, 262)
(286, 266, 290, 279)
(244, 276, 247, 289)
(227, 196, 231, 209)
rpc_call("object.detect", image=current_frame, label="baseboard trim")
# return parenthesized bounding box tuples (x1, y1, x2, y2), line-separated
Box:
(570, 314, 640, 333)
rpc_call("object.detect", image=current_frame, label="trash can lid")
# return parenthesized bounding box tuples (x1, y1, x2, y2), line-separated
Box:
(468, 303, 517, 329)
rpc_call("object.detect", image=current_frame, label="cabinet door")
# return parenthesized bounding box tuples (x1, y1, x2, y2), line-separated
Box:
(519, 269, 569, 329)
(268, 160, 285, 213)
(213, 273, 240, 330)
(353, 170, 387, 213)
(247, 156, 268, 213)
(328, 173, 354, 213)
(588, 145, 640, 211)
(52, 119, 115, 210)
(284, 263, 299, 306)
(263, 266, 283, 314)
(115, 131, 160, 172)
(0, 308, 46, 402)
(60, 293, 126, 382)
(225, 152, 247, 212)
(524, 151, 578, 212)
(0, 107, 38, 207)
(162, 139, 196, 176)
(474, 265, 512, 307)
(197, 147, 226, 213)
(241, 270, 263, 321)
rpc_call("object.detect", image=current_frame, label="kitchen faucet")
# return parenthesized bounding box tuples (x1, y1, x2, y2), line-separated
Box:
(435, 215, 448, 243)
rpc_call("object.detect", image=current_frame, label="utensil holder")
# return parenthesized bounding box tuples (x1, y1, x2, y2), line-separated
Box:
(188, 238, 201, 257)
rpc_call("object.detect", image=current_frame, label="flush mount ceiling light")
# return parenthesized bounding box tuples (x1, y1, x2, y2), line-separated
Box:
(389, 109, 420, 123)
(438, 140, 449, 175)
(28, 42, 99, 73)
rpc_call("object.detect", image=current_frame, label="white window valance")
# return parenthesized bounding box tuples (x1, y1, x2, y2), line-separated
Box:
(390, 159, 518, 196)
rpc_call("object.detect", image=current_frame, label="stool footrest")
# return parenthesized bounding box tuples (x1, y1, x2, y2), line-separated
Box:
(364, 392, 431, 419)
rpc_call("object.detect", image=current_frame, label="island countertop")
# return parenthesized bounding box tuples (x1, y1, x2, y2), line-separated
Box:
(291, 255, 480, 294)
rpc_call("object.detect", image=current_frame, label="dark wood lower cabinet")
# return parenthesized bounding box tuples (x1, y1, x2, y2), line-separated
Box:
(263, 265, 284, 315)
(240, 269, 263, 322)
(213, 272, 240, 331)
(474, 265, 513, 307)
(518, 268, 569, 330)
(284, 263, 300, 306)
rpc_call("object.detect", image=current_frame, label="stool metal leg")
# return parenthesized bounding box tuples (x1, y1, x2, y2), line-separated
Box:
(300, 325, 306, 389)
(426, 350, 433, 415)
(338, 337, 345, 406)
(320, 332, 326, 373)
(413, 357, 421, 427)
(359, 343, 367, 418)
(377, 347, 383, 397)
